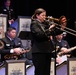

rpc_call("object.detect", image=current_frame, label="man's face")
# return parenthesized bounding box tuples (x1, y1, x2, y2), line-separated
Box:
(5, 1, 11, 7)
(8, 30, 17, 39)
(56, 34, 63, 40)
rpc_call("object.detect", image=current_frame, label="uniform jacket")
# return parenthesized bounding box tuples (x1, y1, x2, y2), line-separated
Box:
(0, 6, 15, 20)
(51, 39, 70, 58)
(56, 40, 70, 49)
(0, 35, 24, 60)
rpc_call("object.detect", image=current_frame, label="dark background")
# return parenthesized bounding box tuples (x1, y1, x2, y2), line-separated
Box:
(0, 0, 76, 47)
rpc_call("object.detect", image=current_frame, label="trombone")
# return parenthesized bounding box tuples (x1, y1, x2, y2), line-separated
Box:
(46, 16, 76, 37)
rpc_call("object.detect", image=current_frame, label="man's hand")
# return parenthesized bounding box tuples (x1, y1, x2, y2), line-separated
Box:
(13, 48, 30, 55)
(21, 49, 30, 54)
(8, 19, 14, 25)
(61, 47, 68, 53)
(13, 48, 22, 55)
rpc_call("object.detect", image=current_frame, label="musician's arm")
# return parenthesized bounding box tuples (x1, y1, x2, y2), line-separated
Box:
(16, 38, 30, 54)
(0, 48, 22, 55)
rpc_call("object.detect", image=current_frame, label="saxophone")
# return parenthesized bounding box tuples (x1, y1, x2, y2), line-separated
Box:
(0, 40, 4, 49)
(4, 53, 20, 60)
(4, 48, 24, 60)
(4, 48, 30, 60)
(0, 40, 5, 67)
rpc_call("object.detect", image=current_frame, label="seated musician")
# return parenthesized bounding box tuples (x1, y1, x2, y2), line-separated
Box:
(54, 15, 70, 64)
(0, 27, 32, 66)
(50, 33, 71, 65)
(55, 33, 71, 64)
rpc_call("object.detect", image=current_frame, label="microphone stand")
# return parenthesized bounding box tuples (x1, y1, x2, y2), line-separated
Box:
(49, 19, 58, 75)
(52, 35, 57, 75)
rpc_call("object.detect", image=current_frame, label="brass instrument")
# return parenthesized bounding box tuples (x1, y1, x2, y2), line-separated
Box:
(46, 16, 76, 37)
(0, 40, 4, 49)
(32, 14, 76, 36)
(57, 46, 76, 56)
(0, 40, 5, 67)
(4, 48, 24, 60)
(4, 48, 30, 60)
(4, 53, 20, 60)
(46, 16, 59, 22)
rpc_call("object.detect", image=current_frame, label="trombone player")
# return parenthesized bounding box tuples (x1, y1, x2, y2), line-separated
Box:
(59, 15, 67, 30)
(30, 8, 67, 75)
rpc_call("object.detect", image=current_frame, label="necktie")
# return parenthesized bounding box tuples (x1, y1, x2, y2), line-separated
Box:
(11, 40, 15, 48)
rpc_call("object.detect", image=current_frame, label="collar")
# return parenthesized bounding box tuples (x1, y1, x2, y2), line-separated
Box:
(7, 35, 14, 41)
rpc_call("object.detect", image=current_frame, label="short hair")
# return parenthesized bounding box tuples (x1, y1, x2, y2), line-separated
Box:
(7, 27, 16, 32)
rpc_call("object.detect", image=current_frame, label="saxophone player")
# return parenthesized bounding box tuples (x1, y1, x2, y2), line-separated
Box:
(0, 27, 31, 66)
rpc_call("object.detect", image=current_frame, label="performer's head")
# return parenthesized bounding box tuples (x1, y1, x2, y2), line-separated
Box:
(4, 0, 11, 7)
(32, 8, 46, 22)
(59, 15, 67, 30)
(56, 33, 63, 41)
(6, 27, 17, 39)
(59, 15, 67, 26)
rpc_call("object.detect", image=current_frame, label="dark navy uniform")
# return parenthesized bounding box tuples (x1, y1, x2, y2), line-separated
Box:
(0, 6, 15, 20)
(0, 6, 15, 27)
(0, 35, 33, 66)
(0, 35, 24, 61)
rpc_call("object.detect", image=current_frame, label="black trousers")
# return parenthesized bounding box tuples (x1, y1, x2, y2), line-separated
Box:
(32, 53, 51, 75)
